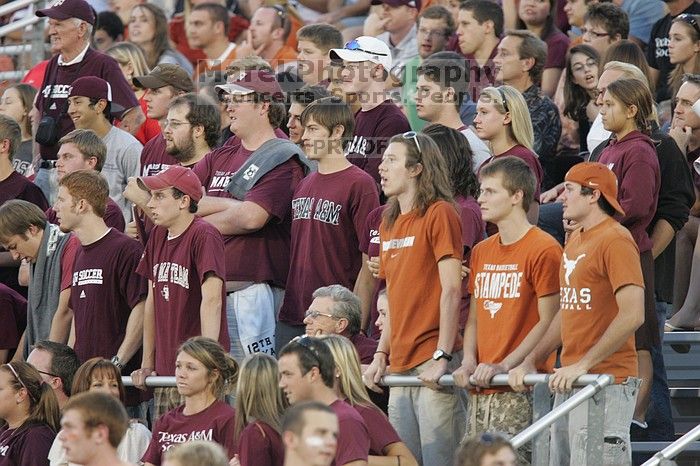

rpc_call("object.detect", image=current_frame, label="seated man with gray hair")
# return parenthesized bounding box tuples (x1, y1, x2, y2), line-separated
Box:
(303, 285, 378, 364)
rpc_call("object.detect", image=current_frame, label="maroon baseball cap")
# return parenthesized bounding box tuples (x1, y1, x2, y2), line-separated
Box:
(68, 76, 125, 113)
(138, 165, 203, 202)
(36, 0, 96, 25)
(370, 0, 421, 9)
(215, 70, 284, 100)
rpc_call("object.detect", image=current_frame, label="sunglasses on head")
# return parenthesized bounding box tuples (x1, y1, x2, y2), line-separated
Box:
(402, 131, 422, 155)
(497, 87, 509, 113)
(344, 39, 388, 57)
(678, 13, 700, 36)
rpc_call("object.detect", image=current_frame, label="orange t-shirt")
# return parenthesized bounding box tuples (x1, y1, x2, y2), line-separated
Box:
(379, 201, 463, 373)
(269, 45, 298, 71)
(194, 44, 238, 84)
(469, 227, 562, 392)
(560, 217, 642, 383)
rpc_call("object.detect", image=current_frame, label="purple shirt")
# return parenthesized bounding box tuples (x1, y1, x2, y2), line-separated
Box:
(0, 284, 26, 354)
(70, 228, 147, 364)
(193, 142, 305, 286)
(346, 100, 411, 184)
(36, 48, 139, 161)
(142, 401, 236, 465)
(141, 133, 176, 177)
(136, 217, 229, 375)
(544, 30, 570, 69)
(353, 404, 401, 455)
(598, 130, 660, 253)
(456, 195, 484, 329)
(46, 197, 126, 232)
(280, 166, 379, 325)
(238, 421, 284, 466)
(359, 205, 387, 338)
(349, 332, 379, 364)
(330, 399, 370, 465)
(481, 145, 543, 200)
(0, 171, 48, 209)
(0, 424, 54, 466)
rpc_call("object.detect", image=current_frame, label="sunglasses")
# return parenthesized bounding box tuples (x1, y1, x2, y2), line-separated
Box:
(678, 14, 700, 36)
(271, 4, 287, 28)
(293, 335, 324, 369)
(402, 131, 422, 155)
(344, 39, 389, 57)
(497, 87, 509, 113)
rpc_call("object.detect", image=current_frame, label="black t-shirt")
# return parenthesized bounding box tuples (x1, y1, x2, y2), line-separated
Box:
(646, 2, 700, 102)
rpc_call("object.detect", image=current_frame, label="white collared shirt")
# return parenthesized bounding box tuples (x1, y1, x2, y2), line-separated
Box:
(58, 42, 90, 66)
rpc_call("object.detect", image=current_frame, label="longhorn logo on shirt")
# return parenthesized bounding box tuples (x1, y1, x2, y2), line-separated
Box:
(562, 253, 586, 286)
(484, 300, 502, 319)
(243, 164, 259, 181)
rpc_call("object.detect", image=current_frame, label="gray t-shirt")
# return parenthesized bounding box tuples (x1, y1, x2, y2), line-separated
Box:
(13, 140, 33, 177)
(103, 126, 142, 222)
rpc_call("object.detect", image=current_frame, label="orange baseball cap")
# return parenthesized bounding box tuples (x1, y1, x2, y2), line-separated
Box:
(565, 162, 625, 216)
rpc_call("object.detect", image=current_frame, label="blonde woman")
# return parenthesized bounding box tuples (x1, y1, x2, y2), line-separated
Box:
(0, 83, 37, 176)
(230, 353, 286, 466)
(164, 441, 229, 466)
(105, 42, 161, 145)
(668, 14, 700, 102)
(474, 85, 543, 224)
(322, 335, 418, 466)
(142, 337, 239, 466)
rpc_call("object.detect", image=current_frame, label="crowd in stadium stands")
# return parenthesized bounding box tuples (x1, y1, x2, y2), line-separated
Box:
(1, 0, 700, 464)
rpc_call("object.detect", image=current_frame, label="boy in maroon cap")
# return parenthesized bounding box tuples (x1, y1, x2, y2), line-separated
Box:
(67, 76, 142, 222)
(193, 70, 307, 362)
(34, 0, 143, 204)
(131, 165, 229, 418)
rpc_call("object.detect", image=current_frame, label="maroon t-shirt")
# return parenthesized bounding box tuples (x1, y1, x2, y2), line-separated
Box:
(456, 195, 484, 330)
(358, 205, 387, 339)
(238, 421, 284, 466)
(543, 30, 570, 70)
(70, 228, 147, 364)
(137, 217, 229, 375)
(0, 171, 48, 209)
(480, 145, 544, 200)
(223, 128, 288, 148)
(0, 423, 55, 466)
(141, 133, 176, 177)
(279, 166, 379, 325)
(598, 130, 660, 253)
(349, 332, 378, 364)
(142, 400, 237, 465)
(0, 284, 26, 355)
(346, 100, 411, 184)
(35, 48, 139, 160)
(192, 141, 305, 286)
(353, 404, 401, 455)
(46, 197, 125, 232)
(330, 399, 370, 465)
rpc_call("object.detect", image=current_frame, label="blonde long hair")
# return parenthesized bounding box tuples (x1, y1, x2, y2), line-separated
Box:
(233, 353, 287, 441)
(320, 335, 376, 409)
(668, 14, 700, 100)
(105, 42, 150, 81)
(479, 85, 535, 152)
(177, 337, 239, 400)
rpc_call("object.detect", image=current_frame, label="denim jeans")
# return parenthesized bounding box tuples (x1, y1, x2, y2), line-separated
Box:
(644, 300, 674, 441)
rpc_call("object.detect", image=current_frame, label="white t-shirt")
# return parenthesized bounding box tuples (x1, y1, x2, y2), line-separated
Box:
(460, 126, 492, 174)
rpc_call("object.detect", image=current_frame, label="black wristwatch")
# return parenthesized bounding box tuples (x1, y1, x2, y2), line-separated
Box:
(111, 356, 124, 371)
(432, 349, 453, 362)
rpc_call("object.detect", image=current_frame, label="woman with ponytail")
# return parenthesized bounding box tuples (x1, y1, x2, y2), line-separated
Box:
(322, 335, 418, 466)
(143, 337, 239, 466)
(0, 362, 60, 466)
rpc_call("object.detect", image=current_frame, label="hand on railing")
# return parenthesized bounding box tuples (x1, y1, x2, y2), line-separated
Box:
(452, 359, 476, 389)
(130, 367, 156, 390)
(549, 364, 588, 393)
(472, 363, 509, 389)
(363, 352, 387, 394)
(417, 359, 449, 391)
(508, 359, 537, 393)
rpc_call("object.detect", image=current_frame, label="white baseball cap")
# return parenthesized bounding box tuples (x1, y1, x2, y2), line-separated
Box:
(329, 36, 392, 72)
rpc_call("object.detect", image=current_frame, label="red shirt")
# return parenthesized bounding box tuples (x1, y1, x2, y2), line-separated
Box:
(238, 421, 283, 466)
(0, 284, 26, 356)
(358, 205, 387, 338)
(169, 14, 249, 67)
(330, 399, 370, 465)
(353, 404, 401, 455)
(141, 133, 176, 177)
(46, 197, 125, 232)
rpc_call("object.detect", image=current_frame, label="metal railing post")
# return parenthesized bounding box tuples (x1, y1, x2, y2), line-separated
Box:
(29, 1, 47, 70)
(531, 382, 552, 466)
(585, 390, 606, 465)
(641, 423, 700, 466)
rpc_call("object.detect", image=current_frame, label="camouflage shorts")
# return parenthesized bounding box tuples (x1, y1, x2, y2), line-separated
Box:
(467, 391, 533, 465)
(153, 387, 183, 420)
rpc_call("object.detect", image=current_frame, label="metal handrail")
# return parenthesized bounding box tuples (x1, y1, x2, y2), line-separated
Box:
(641, 424, 700, 466)
(0, 0, 37, 18)
(0, 15, 41, 38)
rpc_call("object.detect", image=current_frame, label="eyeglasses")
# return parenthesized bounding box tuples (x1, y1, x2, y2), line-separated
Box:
(571, 58, 598, 73)
(165, 120, 191, 130)
(271, 4, 287, 29)
(37, 369, 60, 379)
(304, 310, 340, 320)
(497, 87, 509, 113)
(417, 27, 448, 39)
(580, 27, 609, 39)
(677, 13, 700, 36)
(5, 363, 36, 402)
(402, 131, 422, 154)
(344, 39, 389, 57)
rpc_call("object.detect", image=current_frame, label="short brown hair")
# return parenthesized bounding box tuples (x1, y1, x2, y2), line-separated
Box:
(71, 358, 125, 402)
(418, 5, 455, 37)
(297, 24, 343, 53)
(0, 199, 47, 243)
(417, 51, 470, 109)
(164, 441, 228, 466)
(59, 129, 107, 172)
(0, 114, 21, 161)
(504, 29, 547, 85)
(63, 392, 128, 449)
(300, 96, 355, 150)
(58, 170, 109, 218)
(224, 56, 273, 79)
(479, 156, 536, 210)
